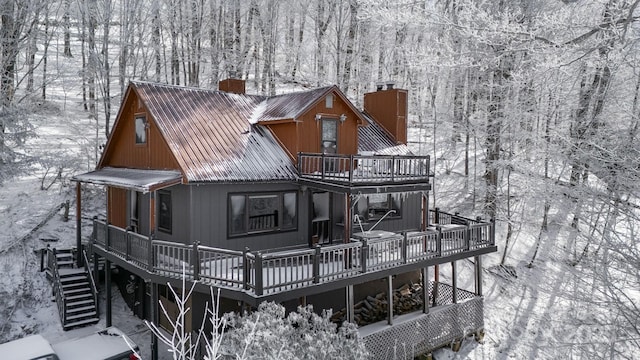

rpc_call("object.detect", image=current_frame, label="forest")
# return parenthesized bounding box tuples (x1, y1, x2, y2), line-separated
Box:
(1, 0, 640, 358)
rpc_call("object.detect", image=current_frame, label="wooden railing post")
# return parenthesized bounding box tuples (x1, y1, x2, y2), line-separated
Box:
(391, 156, 396, 182)
(297, 153, 302, 175)
(348, 155, 354, 183)
(321, 153, 326, 180)
(255, 252, 264, 296)
(193, 241, 200, 281)
(434, 207, 440, 224)
(361, 240, 368, 273)
(147, 233, 154, 272)
(402, 233, 408, 263)
(313, 245, 321, 284)
(465, 226, 471, 251)
(125, 228, 131, 261)
(436, 227, 442, 256)
(105, 224, 110, 251)
(491, 219, 496, 246)
(243, 247, 250, 290)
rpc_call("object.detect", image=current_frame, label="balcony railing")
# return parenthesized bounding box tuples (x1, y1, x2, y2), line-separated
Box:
(92, 212, 494, 297)
(297, 153, 430, 185)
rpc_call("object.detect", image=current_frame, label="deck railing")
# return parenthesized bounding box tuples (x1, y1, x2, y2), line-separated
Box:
(92, 216, 494, 296)
(297, 153, 430, 184)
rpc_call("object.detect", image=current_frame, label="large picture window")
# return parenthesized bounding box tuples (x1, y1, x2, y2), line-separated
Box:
(229, 192, 297, 236)
(158, 191, 172, 233)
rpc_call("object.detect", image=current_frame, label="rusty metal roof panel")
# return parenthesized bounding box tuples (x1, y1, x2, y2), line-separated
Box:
(133, 82, 298, 183)
(253, 86, 334, 122)
(358, 113, 413, 156)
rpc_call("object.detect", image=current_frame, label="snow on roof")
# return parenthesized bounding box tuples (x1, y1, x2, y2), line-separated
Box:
(358, 113, 413, 155)
(0, 334, 56, 360)
(72, 167, 183, 193)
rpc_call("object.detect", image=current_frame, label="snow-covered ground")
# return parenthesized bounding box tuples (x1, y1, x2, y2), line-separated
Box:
(0, 55, 635, 360)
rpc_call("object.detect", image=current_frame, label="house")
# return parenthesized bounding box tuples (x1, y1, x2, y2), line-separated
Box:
(68, 79, 497, 359)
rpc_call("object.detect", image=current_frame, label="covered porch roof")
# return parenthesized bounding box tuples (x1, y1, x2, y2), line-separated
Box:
(72, 167, 183, 193)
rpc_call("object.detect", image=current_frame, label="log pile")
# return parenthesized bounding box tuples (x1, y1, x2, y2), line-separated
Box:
(331, 282, 427, 326)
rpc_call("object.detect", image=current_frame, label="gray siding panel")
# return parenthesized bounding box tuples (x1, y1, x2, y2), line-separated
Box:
(190, 182, 309, 251)
(153, 185, 191, 244)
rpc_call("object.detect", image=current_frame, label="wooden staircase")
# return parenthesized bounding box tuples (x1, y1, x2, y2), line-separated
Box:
(43, 248, 100, 330)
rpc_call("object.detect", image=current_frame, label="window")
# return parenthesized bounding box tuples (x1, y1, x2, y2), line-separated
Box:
(321, 119, 337, 154)
(354, 193, 402, 221)
(229, 192, 297, 236)
(158, 191, 172, 233)
(135, 115, 147, 144)
(325, 94, 334, 108)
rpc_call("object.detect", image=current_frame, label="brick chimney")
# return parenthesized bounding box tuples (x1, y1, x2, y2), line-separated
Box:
(218, 78, 246, 94)
(363, 82, 408, 144)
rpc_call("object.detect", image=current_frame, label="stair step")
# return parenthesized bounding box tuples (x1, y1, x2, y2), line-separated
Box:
(62, 283, 90, 291)
(63, 317, 99, 330)
(66, 311, 97, 321)
(67, 299, 95, 307)
(58, 268, 86, 277)
(66, 305, 96, 314)
(60, 275, 88, 283)
(64, 288, 91, 295)
(66, 293, 94, 301)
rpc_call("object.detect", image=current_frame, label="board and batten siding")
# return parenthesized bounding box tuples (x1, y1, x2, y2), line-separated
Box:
(266, 90, 361, 162)
(100, 89, 182, 171)
(189, 182, 309, 251)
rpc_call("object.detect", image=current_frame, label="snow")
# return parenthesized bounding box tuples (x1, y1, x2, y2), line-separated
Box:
(0, 334, 56, 360)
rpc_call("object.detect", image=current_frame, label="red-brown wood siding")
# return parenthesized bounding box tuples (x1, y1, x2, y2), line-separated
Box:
(363, 89, 408, 144)
(267, 91, 360, 161)
(108, 187, 127, 228)
(100, 90, 181, 171)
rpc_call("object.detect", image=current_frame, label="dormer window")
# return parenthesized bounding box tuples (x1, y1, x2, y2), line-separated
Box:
(135, 115, 147, 144)
(325, 94, 333, 108)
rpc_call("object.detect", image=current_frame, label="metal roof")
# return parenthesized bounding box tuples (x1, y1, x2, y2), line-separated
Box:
(72, 167, 183, 193)
(358, 113, 413, 155)
(133, 82, 299, 183)
(253, 86, 334, 122)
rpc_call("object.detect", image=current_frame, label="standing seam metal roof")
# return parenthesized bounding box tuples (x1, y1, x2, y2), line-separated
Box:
(133, 82, 299, 183)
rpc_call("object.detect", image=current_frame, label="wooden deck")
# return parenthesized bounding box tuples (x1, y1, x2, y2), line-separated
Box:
(297, 153, 430, 185)
(90, 212, 495, 298)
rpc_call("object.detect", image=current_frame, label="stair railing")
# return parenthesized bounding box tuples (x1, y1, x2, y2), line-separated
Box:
(82, 249, 99, 315)
(51, 248, 67, 326)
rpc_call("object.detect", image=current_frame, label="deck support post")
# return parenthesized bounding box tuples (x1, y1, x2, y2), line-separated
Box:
(345, 285, 354, 323)
(422, 267, 429, 314)
(76, 182, 82, 267)
(475, 255, 483, 296)
(105, 259, 112, 327)
(451, 261, 458, 304)
(151, 282, 159, 360)
(387, 275, 394, 325)
(432, 264, 439, 307)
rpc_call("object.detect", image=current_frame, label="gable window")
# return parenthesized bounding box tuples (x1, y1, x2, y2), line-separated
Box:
(229, 191, 297, 236)
(158, 190, 172, 233)
(321, 119, 337, 154)
(135, 115, 147, 144)
(354, 193, 402, 221)
(325, 94, 334, 108)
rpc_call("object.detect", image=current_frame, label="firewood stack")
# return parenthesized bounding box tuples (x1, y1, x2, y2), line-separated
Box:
(331, 282, 427, 326)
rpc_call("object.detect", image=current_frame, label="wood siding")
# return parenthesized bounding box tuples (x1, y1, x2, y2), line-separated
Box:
(266, 90, 361, 161)
(363, 88, 408, 144)
(100, 89, 181, 171)
(108, 187, 127, 228)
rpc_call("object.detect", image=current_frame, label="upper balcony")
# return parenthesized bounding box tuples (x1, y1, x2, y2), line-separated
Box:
(88, 211, 496, 304)
(297, 153, 431, 192)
